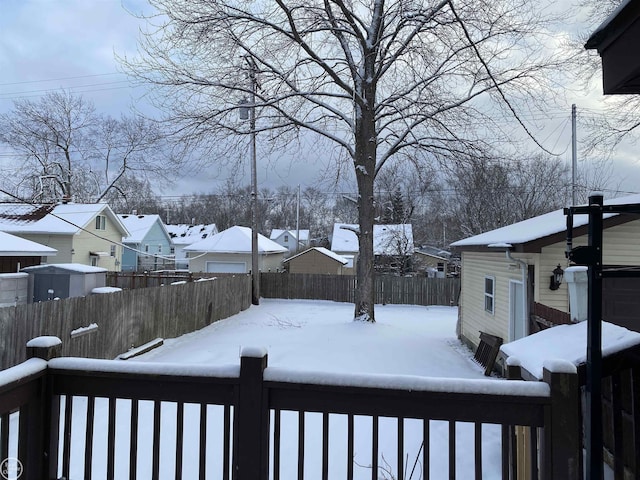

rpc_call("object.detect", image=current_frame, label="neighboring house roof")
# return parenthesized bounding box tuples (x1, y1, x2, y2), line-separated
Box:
(331, 223, 414, 255)
(184, 226, 288, 254)
(450, 194, 640, 252)
(118, 214, 170, 244)
(0, 203, 129, 236)
(270, 228, 310, 242)
(0, 231, 57, 256)
(415, 245, 451, 260)
(283, 247, 348, 265)
(22, 263, 107, 273)
(166, 224, 219, 246)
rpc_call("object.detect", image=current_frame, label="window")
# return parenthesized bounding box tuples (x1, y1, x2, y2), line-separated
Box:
(95, 215, 106, 230)
(110, 245, 116, 257)
(284, 235, 289, 243)
(91, 257, 99, 267)
(484, 276, 495, 314)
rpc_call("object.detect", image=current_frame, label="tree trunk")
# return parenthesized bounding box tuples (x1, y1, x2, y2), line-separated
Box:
(353, 75, 377, 322)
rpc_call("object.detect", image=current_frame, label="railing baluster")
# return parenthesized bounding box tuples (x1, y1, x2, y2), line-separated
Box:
(529, 427, 538, 480)
(152, 400, 161, 479)
(0, 413, 8, 467)
(85, 396, 95, 480)
(501, 425, 509, 480)
(612, 371, 624, 479)
(448, 421, 455, 480)
(474, 422, 482, 480)
(273, 409, 281, 480)
(298, 411, 305, 480)
(223, 405, 230, 480)
(322, 412, 329, 480)
(424, 420, 430, 480)
(107, 397, 116, 480)
(62, 395, 72, 479)
(17, 405, 28, 474)
(176, 402, 184, 480)
(347, 414, 354, 480)
(130, 399, 138, 480)
(510, 426, 517, 480)
(199, 403, 207, 480)
(398, 417, 404, 480)
(372, 415, 378, 480)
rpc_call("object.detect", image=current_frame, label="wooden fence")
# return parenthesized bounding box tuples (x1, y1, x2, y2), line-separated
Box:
(0, 275, 251, 370)
(0, 341, 583, 480)
(261, 273, 460, 306)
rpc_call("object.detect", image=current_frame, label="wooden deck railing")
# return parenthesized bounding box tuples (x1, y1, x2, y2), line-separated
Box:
(0, 338, 580, 479)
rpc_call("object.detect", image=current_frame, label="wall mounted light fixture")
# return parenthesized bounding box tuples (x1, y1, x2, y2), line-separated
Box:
(549, 264, 564, 290)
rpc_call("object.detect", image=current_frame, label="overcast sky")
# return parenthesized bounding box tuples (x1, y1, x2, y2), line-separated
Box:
(0, 0, 638, 200)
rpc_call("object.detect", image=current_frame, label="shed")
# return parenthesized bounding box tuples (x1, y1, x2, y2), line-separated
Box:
(283, 247, 349, 275)
(0, 273, 29, 307)
(21, 263, 108, 302)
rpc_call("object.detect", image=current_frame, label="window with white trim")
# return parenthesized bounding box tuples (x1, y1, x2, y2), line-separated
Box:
(484, 276, 495, 314)
(110, 245, 116, 257)
(95, 215, 106, 230)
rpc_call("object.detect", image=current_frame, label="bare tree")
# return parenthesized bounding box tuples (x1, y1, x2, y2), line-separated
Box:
(125, 0, 566, 321)
(0, 91, 173, 204)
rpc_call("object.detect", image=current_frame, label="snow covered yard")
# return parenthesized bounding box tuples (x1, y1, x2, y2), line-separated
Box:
(59, 299, 512, 479)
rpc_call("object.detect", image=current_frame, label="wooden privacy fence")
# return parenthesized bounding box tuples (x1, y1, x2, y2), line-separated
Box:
(261, 273, 461, 306)
(0, 340, 582, 480)
(0, 275, 251, 370)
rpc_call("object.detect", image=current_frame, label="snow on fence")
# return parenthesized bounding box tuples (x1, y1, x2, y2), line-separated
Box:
(260, 273, 461, 306)
(0, 340, 581, 480)
(0, 275, 251, 370)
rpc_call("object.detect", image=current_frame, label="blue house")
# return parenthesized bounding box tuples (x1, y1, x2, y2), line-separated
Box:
(118, 214, 174, 272)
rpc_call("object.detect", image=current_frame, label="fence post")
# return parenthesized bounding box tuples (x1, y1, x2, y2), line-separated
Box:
(236, 347, 269, 480)
(24, 336, 62, 480)
(543, 361, 581, 480)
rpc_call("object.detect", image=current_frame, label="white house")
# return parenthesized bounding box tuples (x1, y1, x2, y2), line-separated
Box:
(184, 226, 287, 273)
(269, 228, 310, 255)
(0, 203, 128, 271)
(330, 223, 414, 273)
(166, 224, 219, 270)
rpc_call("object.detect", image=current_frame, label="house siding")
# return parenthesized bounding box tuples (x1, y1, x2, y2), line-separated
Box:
(122, 221, 173, 272)
(286, 250, 345, 275)
(459, 251, 536, 349)
(189, 252, 285, 273)
(19, 235, 73, 263)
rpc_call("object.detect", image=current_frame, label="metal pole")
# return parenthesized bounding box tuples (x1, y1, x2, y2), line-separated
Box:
(586, 193, 603, 480)
(247, 57, 260, 305)
(295, 184, 300, 254)
(572, 104, 577, 205)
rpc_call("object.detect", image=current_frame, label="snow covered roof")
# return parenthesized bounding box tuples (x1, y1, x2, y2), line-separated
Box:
(331, 223, 414, 255)
(0, 231, 57, 256)
(166, 223, 219, 246)
(0, 203, 129, 236)
(270, 228, 310, 242)
(118, 214, 169, 244)
(415, 245, 451, 260)
(451, 193, 640, 250)
(283, 247, 349, 265)
(500, 320, 640, 380)
(21, 263, 107, 274)
(183, 226, 288, 254)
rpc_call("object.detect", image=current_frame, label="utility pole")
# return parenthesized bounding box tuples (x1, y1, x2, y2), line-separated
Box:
(295, 184, 301, 254)
(240, 56, 260, 305)
(572, 104, 577, 205)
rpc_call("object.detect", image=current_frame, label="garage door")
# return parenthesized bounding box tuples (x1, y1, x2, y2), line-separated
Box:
(206, 261, 247, 273)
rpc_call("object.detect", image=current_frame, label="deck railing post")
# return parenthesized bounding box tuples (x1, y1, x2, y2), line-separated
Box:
(24, 336, 62, 480)
(236, 347, 269, 480)
(543, 363, 581, 480)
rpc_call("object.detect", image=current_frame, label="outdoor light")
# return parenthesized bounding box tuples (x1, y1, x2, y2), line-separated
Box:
(239, 98, 250, 120)
(549, 264, 564, 290)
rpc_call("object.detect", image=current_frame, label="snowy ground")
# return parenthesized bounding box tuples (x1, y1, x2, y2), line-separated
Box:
(61, 299, 511, 479)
